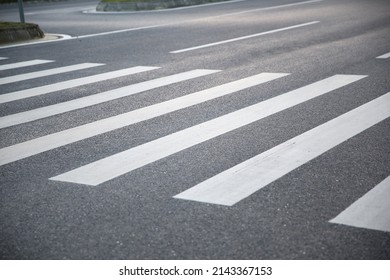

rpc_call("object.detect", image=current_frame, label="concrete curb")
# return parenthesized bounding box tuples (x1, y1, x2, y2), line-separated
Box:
(0, 23, 44, 44)
(96, 0, 230, 11)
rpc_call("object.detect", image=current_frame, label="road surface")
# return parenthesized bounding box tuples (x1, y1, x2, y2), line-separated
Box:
(0, 0, 389, 259)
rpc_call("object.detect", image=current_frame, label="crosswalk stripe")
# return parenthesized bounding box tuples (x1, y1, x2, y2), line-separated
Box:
(174, 92, 390, 206)
(376, 52, 390, 59)
(329, 176, 390, 232)
(49, 74, 365, 186)
(0, 63, 104, 85)
(0, 69, 219, 129)
(0, 72, 287, 167)
(0, 59, 54, 71)
(0, 66, 159, 104)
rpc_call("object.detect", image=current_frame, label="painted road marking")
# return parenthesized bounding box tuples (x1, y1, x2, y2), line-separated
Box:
(0, 59, 54, 71)
(0, 66, 159, 104)
(50, 75, 365, 186)
(330, 176, 390, 233)
(0, 69, 219, 129)
(0, 1, 322, 49)
(0, 72, 286, 166)
(376, 52, 390, 59)
(84, 0, 246, 14)
(174, 93, 390, 206)
(170, 21, 320, 54)
(0, 63, 104, 85)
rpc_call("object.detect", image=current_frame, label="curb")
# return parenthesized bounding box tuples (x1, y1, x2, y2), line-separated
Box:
(96, 0, 230, 11)
(0, 23, 44, 44)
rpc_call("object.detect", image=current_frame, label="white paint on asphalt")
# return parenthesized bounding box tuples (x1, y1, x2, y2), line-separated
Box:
(25, 5, 97, 15)
(207, 0, 323, 19)
(174, 92, 390, 206)
(75, 25, 163, 39)
(0, 0, 322, 49)
(0, 69, 219, 129)
(0, 66, 159, 104)
(0, 34, 72, 50)
(330, 176, 390, 232)
(0, 59, 54, 71)
(83, 0, 246, 14)
(49, 74, 365, 186)
(376, 52, 390, 59)
(170, 21, 320, 53)
(0, 57, 9, 60)
(0, 63, 103, 85)
(0, 72, 284, 167)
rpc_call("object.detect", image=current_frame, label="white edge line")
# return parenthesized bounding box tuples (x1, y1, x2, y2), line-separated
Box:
(0, 34, 73, 49)
(75, 25, 163, 39)
(170, 21, 320, 53)
(83, 0, 246, 14)
(0, 0, 323, 49)
(376, 52, 390, 59)
(210, 0, 323, 19)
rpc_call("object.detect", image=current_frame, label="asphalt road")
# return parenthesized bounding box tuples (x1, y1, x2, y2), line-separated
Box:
(0, 0, 390, 259)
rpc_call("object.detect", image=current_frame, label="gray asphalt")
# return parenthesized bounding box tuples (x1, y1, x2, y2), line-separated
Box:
(0, 0, 390, 259)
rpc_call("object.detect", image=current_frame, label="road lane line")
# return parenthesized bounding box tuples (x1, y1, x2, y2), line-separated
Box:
(0, 72, 285, 166)
(174, 92, 390, 206)
(205, 0, 323, 19)
(0, 66, 159, 104)
(330, 176, 390, 232)
(376, 52, 390, 59)
(0, 1, 322, 49)
(75, 25, 163, 39)
(0, 63, 104, 85)
(85, 0, 246, 14)
(170, 21, 320, 54)
(0, 69, 219, 129)
(50, 75, 365, 186)
(0, 57, 8, 60)
(0, 59, 54, 71)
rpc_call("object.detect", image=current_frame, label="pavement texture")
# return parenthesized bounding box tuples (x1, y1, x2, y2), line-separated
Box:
(97, 0, 232, 11)
(0, 0, 389, 260)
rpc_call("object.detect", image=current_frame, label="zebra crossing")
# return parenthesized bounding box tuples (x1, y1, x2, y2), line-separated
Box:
(1, 57, 389, 233)
(0, 62, 104, 85)
(0, 59, 54, 71)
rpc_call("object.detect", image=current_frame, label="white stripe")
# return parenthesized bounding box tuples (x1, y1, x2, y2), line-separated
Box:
(50, 75, 365, 186)
(0, 34, 72, 50)
(0, 59, 54, 71)
(85, 0, 246, 14)
(330, 176, 390, 232)
(0, 1, 322, 50)
(0, 57, 9, 60)
(0, 66, 159, 104)
(76, 25, 162, 39)
(210, 0, 323, 19)
(170, 21, 319, 53)
(0, 69, 219, 129)
(0, 63, 104, 85)
(376, 52, 390, 59)
(175, 93, 390, 206)
(0, 72, 286, 166)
